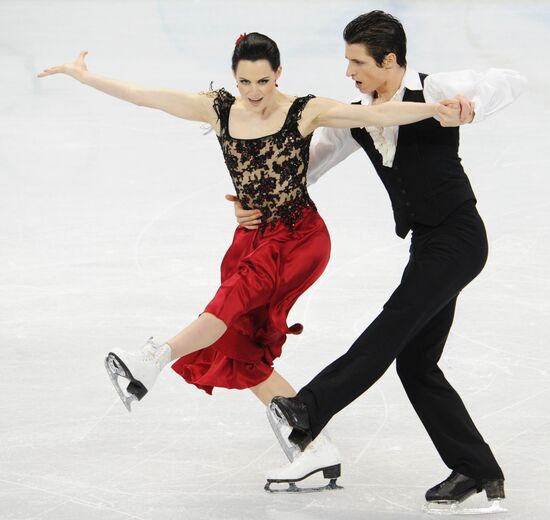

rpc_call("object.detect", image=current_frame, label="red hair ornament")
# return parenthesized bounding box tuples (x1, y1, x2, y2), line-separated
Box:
(235, 33, 247, 46)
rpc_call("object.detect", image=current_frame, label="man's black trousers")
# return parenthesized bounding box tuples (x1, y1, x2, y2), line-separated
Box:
(296, 200, 503, 480)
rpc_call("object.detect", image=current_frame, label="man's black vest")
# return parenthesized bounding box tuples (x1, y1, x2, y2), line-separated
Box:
(350, 73, 476, 238)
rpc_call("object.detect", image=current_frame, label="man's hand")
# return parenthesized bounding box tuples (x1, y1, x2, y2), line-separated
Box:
(225, 194, 261, 230)
(439, 96, 475, 127)
(454, 94, 475, 124)
(438, 99, 461, 127)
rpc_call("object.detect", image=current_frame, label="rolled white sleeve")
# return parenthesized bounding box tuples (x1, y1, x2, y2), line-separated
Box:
(307, 127, 361, 186)
(423, 69, 527, 123)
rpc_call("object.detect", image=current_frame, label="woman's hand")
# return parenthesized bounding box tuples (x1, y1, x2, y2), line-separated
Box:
(37, 50, 89, 81)
(37, 51, 215, 123)
(225, 194, 261, 230)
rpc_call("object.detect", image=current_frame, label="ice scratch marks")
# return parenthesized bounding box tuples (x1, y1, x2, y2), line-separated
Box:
(480, 387, 548, 420)
(0, 476, 148, 519)
(78, 399, 120, 442)
(196, 442, 276, 495)
(353, 386, 389, 466)
(451, 330, 549, 366)
(132, 181, 225, 279)
(495, 420, 550, 450)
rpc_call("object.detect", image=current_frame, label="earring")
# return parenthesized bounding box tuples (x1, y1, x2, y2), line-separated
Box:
(275, 82, 279, 87)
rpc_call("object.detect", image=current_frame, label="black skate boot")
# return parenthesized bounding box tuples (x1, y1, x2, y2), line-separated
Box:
(272, 397, 310, 432)
(268, 397, 313, 456)
(424, 471, 506, 515)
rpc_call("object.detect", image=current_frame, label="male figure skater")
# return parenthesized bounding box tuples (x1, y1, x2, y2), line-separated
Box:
(232, 10, 525, 510)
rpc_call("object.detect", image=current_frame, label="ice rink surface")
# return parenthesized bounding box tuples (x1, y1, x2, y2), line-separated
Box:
(1, 0, 549, 518)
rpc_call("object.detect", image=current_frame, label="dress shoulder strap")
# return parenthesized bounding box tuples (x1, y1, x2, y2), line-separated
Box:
(285, 94, 316, 129)
(208, 88, 235, 130)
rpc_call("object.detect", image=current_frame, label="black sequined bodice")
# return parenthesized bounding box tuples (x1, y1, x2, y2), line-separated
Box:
(211, 89, 317, 232)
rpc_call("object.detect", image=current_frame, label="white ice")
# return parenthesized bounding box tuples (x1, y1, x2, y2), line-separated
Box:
(1, 1, 549, 519)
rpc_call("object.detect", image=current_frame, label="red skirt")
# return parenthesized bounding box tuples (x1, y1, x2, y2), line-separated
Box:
(171, 206, 331, 394)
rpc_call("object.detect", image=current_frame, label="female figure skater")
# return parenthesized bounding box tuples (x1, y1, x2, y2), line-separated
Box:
(37, 33, 454, 491)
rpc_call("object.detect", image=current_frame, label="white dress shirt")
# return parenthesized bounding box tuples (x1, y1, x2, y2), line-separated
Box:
(307, 68, 527, 185)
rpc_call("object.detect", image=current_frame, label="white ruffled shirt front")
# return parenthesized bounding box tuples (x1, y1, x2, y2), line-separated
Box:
(360, 68, 424, 167)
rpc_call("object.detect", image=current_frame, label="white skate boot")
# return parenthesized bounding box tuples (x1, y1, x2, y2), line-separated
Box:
(264, 433, 343, 493)
(104, 337, 172, 412)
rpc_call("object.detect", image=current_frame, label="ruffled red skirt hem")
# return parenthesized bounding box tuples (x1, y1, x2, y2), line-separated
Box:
(171, 207, 330, 394)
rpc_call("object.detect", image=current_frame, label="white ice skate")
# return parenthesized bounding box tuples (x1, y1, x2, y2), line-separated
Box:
(264, 433, 343, 493)
(104, 337, 172, 412)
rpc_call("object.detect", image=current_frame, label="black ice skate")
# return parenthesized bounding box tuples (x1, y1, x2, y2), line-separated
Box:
(267, 396, 312, 460)
(264, 433, 343, 493)
(266, 402, 301, 462)
(423, 471, 507, 515)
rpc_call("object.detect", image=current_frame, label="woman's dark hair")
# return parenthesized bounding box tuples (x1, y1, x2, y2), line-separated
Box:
(231, 32, 280, 72)
(343, 11, 407, 67)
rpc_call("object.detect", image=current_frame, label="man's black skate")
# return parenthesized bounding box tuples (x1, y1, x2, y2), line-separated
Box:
(271, 396, 312, 451)
(423, 471, 506, 515)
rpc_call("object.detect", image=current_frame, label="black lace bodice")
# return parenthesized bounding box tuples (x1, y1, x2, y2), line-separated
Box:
(209, 89, 317, 232)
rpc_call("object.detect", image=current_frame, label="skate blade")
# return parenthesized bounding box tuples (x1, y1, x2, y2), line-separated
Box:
(264, 478, 342, 494)
(104, 354, 139, 412)
(265, 464, 342, 494)
(423, 499, 508, 515)
(266, 404, 300, 463)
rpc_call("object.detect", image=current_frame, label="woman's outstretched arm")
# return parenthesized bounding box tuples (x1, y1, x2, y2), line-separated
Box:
(37, 51, 215, 123)
(302, 97, 460, 135)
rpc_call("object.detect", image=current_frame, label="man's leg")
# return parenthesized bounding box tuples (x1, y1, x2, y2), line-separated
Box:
(292, 203, 489, 441)
(396, 297, 503, 480)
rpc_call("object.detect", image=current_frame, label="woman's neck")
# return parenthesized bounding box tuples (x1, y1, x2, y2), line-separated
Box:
(242, 90, 291, 120)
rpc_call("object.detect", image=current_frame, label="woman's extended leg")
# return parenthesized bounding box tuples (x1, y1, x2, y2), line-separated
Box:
(166, 312, 227, 359)
(105, 312, 227, 410)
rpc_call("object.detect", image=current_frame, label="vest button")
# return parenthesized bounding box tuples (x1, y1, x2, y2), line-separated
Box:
(401, 189, 407, 194)
(393, 165, 399, 171)
(405, 201, 411, 207)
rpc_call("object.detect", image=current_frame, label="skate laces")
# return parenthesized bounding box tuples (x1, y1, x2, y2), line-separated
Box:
(141, 337, 167, 369)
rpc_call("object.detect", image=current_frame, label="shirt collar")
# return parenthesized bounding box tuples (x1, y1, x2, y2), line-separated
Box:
(401, 67, 423, 91)
(358, 67, 422, 105)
